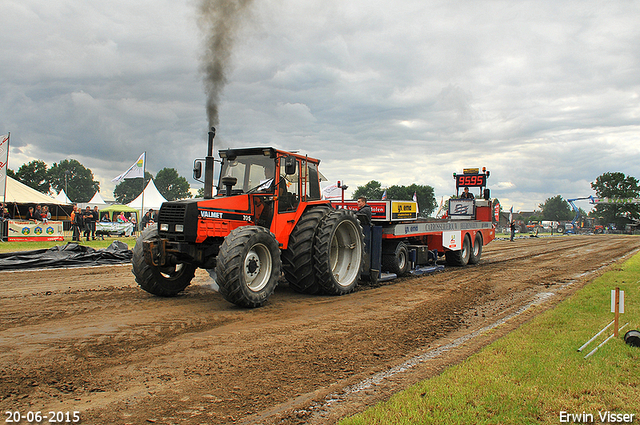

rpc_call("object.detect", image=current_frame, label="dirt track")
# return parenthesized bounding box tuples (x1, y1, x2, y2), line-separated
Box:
(1, 235, 639, 424)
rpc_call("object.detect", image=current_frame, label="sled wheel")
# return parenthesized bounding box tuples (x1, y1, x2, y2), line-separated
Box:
(468, 232, 483, 265)
(382, 241, 410, 275)
(445, 233, 472, 266)
(215, 226, 281, 308)
(132, 225, 196, 297)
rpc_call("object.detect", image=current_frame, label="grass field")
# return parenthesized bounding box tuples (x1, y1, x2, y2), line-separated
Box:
(341, 252, 640, 424)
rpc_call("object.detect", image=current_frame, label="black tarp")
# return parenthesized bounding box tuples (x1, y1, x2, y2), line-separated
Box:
(0, 241, 132, 270)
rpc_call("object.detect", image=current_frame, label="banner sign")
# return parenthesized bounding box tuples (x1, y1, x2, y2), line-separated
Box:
(449, 199, 475, 218)
(96, 222, 134, 237)
(7, 220, 64, 241)
(331, 200, 418, 221)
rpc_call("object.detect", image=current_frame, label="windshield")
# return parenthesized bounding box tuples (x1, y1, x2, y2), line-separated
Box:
(218, 154, 277, 194)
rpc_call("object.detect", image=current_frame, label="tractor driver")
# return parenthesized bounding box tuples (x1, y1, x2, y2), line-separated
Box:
(256, 165, 284, 194)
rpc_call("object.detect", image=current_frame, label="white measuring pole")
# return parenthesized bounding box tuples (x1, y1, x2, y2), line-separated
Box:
(578, 320, 614, 352)
(584, 323, 629, 359)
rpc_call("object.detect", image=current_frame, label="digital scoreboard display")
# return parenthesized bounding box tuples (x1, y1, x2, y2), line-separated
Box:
(455, 174, 487, 188)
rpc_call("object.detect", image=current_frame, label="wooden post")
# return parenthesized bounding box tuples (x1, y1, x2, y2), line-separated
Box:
(614, 287, 620, 337)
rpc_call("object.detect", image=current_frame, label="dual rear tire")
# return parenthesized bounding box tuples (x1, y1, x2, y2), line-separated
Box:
(313, 209, 364, 295)
(283, 208, 364, 296)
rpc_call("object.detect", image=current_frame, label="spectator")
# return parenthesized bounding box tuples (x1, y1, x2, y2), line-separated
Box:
(34, 205, 43, 221)
(117, 212, 128, 223)
(101, 213, 111, 222)
(92, 206, 99, 239)
(73, 206, 83, 241)
(82, 206, 94, 241)
(26, 206, 36, 221)
(130, 214, 138, 233)
(510, 220, 516, 242)
(356, 196, 372, 226)
(42, 206, 51, 224)
(141, 210, 152, 229)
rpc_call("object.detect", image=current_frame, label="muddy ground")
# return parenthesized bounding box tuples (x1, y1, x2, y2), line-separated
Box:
(1, 235, 639, 424)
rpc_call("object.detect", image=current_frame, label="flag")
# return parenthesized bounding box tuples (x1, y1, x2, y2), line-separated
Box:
(322, 182, 342, 200)
(412, 191, 417, 202)
(381, 190, 387, 200)
(112, 152, 145, 183)
(509, 206, 513, 224)
(0, 134, 9, 200)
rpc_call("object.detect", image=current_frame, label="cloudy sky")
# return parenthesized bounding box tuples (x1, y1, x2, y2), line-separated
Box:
(2, 0, 639, 211)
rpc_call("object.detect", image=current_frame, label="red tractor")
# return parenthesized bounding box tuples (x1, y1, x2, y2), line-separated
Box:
(132, 128, 364, 307)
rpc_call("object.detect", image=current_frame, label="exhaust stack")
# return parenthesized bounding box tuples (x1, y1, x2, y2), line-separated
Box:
(204, 127, 216, 199)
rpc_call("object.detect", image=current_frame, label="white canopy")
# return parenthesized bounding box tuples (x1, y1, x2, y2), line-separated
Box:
(87, 191, 108, 205)
(127, 179, 168, 212)
(4, 177, 69, 205)
(54, 189, 72, 204)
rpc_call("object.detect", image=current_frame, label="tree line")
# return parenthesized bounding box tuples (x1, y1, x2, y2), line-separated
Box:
(352, 172, 639, 229)
(7, 159, 192, 203)
(352, 180, 437, 217)
(505, 172, 639, 230)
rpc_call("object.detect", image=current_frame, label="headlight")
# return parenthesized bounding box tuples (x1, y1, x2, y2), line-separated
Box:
(160, 223, 169, 231)
(175, 224, 184, 232)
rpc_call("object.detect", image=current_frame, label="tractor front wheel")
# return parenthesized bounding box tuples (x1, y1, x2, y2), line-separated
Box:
(215, 226, 281, 308)
(132, 225, 196, 297)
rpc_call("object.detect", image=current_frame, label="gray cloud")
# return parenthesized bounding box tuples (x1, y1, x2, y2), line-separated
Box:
(1, 0, 639, 210)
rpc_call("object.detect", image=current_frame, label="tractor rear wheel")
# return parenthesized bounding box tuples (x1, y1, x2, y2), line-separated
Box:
(468, 232, 483, 264)
(132, 225, 196, 297)
(314, 210, 364, 295)
(445, 233, 471, 266)
(282, 206, 332, 294)
(215, 226, 281, 308)
(382, 241, 410, 275)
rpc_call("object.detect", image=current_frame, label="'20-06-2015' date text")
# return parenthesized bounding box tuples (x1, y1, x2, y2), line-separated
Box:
(5, 411, 80, 423)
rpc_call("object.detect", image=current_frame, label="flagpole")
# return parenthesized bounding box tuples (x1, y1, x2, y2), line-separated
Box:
(140, 151, 146, 235)
(0, 132, 9, 242)
(1, 132, 8, 205)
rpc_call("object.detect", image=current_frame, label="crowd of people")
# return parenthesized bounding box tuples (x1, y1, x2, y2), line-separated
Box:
(1, 202, 158, 241)
(68, 205, 98, 241)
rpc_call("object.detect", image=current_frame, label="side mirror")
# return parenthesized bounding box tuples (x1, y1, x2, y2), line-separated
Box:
(284, 156, 297, 175)
(193, 159, 204, 182)
(484, 188, 491, 200)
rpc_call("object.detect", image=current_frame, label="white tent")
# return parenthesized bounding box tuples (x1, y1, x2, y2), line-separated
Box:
(87, 191, 108, 206)
(4, 177, 69, 205)
(54, 189, 72, 204)
(127, 179, 168, 213)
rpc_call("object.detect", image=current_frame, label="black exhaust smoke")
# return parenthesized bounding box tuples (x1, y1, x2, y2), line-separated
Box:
(198, 0, 254, 128)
